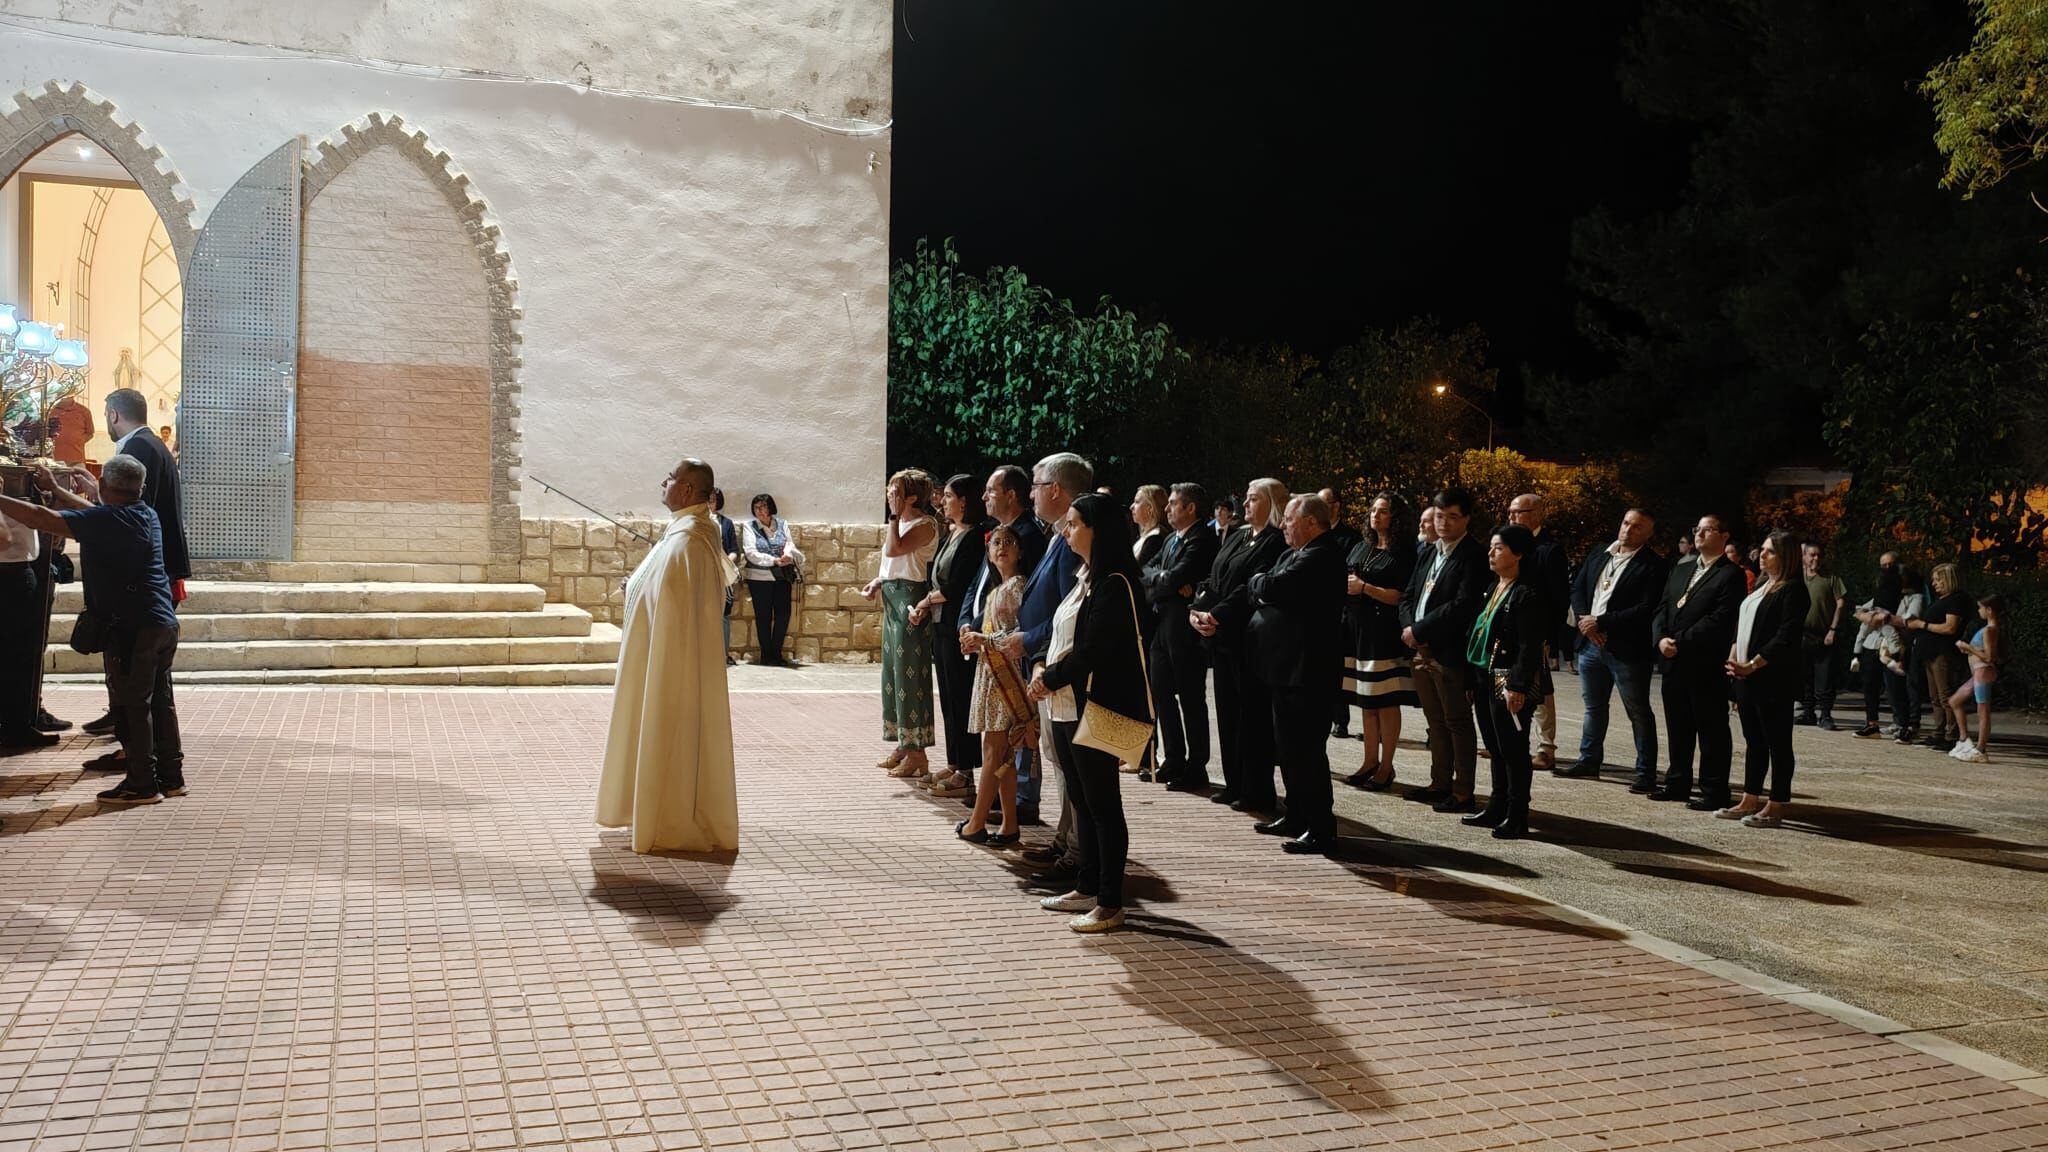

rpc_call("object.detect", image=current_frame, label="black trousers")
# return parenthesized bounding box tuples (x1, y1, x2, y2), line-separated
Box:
(745, 579, 793, 662)
(1473, 687, 1535, 823)
(107, 622, 183, 792)
(1662, 661, 1733, 801)
(1858, 654, 1912, 730)
(934, 609, 980, 771)
(0, 564, 40, 735)
(1215, 653, 1275, 805)
(1149, 627, 1211, 780)
(1736, 680, 1795, 803)
(1051, 719, 1127, 909)
(1800, 635, 1838, 716)
(1271, 684, 1336, 837)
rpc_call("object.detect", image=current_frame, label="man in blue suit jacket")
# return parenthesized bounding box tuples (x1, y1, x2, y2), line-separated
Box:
(959, 465, 1045, 634)
(1005, 453, 1090, 884)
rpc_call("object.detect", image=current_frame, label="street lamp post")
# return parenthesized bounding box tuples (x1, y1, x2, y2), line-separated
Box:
(1431, 381, 1493, 452)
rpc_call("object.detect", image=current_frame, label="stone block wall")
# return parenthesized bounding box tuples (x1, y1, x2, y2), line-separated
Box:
(522, 518, 887, 663)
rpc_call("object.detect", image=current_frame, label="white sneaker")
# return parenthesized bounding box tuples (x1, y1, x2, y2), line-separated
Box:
(1949, 739, 1976, 760)
(1958, 746, 1989, 763)
(1039, 892, 1093, 913)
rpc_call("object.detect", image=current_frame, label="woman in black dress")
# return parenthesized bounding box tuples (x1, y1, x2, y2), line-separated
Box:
(1460, 524, 1553, 838)
(916, 474, 988, 795)
(1343, 492, 1420, 790)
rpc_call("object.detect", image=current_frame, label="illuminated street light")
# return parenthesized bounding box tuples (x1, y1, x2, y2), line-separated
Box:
(1430, 380, 1494, 452)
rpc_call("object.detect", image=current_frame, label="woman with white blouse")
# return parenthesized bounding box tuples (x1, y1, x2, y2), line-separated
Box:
(741, 493, 805, 667)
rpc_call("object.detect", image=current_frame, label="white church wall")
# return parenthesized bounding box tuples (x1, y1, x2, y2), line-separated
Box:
(0, 11, 891, 527)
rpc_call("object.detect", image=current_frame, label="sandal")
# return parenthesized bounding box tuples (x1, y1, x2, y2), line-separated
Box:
(1360, 769, 1397, 792)
(888, 762, 924, 778)
(956, 820, 992, 844)
(878, 751, 907, 771)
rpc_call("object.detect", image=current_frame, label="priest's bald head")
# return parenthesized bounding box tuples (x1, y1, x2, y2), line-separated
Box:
(662, 458, 715, 511)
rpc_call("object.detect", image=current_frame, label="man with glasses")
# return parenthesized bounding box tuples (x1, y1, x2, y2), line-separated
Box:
(1650, 514, 1745, 808)
(1563, 508, 1668, 789)
(1506, 494, 1572, 771)
(1398, 488, 1491, 813)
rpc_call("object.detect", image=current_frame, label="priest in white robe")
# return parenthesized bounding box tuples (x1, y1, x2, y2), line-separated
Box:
(596, 457, 741, 853)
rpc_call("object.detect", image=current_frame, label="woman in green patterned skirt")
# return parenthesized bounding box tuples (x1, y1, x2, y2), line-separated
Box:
(864, 469, 942, 776)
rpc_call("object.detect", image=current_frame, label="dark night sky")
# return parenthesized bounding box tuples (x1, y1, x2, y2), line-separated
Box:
(890, 2, 1686, 418)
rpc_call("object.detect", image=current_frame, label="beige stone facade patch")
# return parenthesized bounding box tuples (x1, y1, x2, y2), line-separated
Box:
(523, 518, 886, 662)
(0, 80, 198, 268)
(302, 113, 524, 581)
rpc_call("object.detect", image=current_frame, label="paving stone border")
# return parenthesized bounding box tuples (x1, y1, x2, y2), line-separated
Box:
(0, 80, 199, 268)
(522, 517, 885, 662)
(303, 113, 525, 583)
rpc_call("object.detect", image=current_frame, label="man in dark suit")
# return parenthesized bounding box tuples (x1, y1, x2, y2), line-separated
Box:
(1650, 514, 1746, 808)
(1142, 482, 1219, 791)
(1563, 508, 1668, 788)
(1317, 488, 1362, 739)
(1246, 494, 1349, 853)
(1508, 494, 1573, 771)
(959, 465, 1045, 635)
(1007, 453, 1089, 884)
(81, 388, 192, 744)
(1398, 487, 1491, 812)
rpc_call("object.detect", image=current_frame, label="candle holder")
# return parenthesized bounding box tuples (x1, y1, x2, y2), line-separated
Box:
(0, 302, 89, 466)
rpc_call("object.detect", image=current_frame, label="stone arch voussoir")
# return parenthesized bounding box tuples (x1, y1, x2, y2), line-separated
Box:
(302, 112, 525, 580)
(0, 81, 199, 270)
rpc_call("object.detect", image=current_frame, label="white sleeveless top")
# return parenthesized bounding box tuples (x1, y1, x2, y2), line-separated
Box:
(877, 516, 940, 582)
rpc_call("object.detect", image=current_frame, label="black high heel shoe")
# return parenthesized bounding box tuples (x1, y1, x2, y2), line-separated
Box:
(1358, 770, 1397, 793)
(1461, 805, 1506, 829)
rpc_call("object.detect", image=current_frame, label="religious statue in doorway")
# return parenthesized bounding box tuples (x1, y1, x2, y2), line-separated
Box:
(113, 348, 140, 392)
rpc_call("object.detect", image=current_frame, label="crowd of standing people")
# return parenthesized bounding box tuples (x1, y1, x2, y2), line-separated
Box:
(857, 454, 2009, 934)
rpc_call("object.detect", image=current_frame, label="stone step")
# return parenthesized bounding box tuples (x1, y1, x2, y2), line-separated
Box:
(191, 560, 494, 583)
(46, 603, 594, 644)
(54, 581, 547, 615)
(43, 626, 622, 675)
(45, 663, 619, 687)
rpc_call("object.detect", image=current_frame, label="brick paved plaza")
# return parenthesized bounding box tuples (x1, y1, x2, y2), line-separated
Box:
(3, 685, 2048, 1151)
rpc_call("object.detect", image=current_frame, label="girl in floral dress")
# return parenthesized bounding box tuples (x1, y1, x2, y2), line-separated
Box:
(958, 524, 1034, 845)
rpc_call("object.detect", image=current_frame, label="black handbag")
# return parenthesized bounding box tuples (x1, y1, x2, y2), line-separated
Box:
(69, 609, 106, 655)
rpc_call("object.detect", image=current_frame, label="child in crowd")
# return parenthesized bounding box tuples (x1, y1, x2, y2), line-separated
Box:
(956, 524, 1033, 845)
(1948, 594, 2003, 763)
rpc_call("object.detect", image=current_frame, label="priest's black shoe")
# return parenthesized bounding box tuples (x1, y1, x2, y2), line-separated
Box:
(1491, 819, 1528, 840)
(1252, 818, 1300, 837)
(1024, 870, 1075, 891)
(81, 712, 117, 737)
(1231, 796, 1273, 813)
(1686, 796, 1731, 813)
(1648, 786, 1692, 802)
(1208, 789, 1238, 805)
(1556, 760, 1602, 779)
(1432, 795, 1477, 814)
(1281, 831, 1336, 855)
(1405, 786, 1450, 805)
(34, 710, 72, 733)
(1627, 776, 1658, 795)
(82, 751, 127, 772)
(1460, 806, 1505, 829)
(1165, 777, 1210, 793)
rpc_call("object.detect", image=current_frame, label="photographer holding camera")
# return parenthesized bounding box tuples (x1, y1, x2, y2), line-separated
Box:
(0, 456, 184, 804)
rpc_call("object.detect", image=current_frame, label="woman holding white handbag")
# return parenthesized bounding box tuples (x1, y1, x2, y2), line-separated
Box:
(1029, 493, 1153, 934)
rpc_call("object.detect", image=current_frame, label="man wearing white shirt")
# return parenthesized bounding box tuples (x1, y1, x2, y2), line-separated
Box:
(1562, 509, 1668, 788)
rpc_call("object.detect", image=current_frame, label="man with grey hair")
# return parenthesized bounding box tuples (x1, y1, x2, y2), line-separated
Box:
(1013, 452, 1089, 887)
(1245, 493, 1347, 853)
(0, 457, 184, 805)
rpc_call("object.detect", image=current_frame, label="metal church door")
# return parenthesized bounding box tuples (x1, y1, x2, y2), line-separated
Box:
(179, 139, 301, 561)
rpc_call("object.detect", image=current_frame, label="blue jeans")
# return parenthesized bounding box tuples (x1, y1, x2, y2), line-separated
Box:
(1576, 644, 1658, 776)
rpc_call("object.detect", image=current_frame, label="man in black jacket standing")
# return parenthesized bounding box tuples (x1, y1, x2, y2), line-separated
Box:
(1650, 514, 1746, 808)
(1142, 483, 1219, 791)
(1398, 488, 1491, 813)
(1508, 494, 1573, 772)
(1246, 494, 1348, 854)
(1563, 508, 1668, 789)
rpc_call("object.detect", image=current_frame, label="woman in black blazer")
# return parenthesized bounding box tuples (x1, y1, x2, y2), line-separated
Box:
(1461, 525, 1553, 839)
(1031, 493, 1151, 934)
(1189, 479, 1290, 811)
(917, 474, 989, 794)
(1719, 530, 1811, 828)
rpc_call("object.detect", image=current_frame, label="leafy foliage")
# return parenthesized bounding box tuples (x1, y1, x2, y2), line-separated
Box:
(1925, 0, 2048, 195)
(1454, 447, 1636, 561)
(887, 239, 1179, 477)
(1824, 279, 2048, 572)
